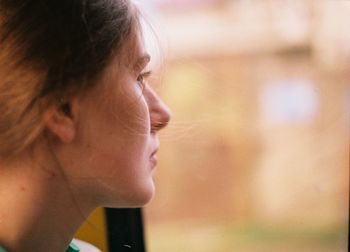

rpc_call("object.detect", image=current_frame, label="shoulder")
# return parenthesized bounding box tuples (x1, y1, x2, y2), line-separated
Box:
(71, 239, 102, 252)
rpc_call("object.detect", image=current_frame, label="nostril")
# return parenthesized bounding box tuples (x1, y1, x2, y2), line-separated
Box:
(151, 121, 168, 133)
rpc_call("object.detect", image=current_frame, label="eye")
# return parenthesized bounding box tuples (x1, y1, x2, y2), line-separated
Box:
(137, 71, 152, 89)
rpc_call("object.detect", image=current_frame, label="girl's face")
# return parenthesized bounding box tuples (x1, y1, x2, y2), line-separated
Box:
(61, 32, 171, 208)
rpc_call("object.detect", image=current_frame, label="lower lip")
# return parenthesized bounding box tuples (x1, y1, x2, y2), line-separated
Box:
(150, 155, 158, 168)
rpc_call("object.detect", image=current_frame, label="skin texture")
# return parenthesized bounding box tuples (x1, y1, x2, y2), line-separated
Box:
(0, 31, 171, 251)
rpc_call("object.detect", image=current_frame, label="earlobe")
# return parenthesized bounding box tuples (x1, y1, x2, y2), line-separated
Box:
(45, 103, 76, 143)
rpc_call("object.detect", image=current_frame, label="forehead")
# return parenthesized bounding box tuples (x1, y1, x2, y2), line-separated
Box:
(123, 30, 150, 69)
(101, 16, 151, 82)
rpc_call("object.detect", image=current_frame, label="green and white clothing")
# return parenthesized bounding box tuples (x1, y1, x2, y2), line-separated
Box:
(0, 239, 101, 252)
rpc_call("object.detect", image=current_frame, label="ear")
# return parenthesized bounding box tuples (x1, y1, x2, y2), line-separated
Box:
(44, 99, 77, 143)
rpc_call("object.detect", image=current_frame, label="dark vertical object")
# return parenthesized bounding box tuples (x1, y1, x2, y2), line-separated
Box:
(105, 208, 146, 252)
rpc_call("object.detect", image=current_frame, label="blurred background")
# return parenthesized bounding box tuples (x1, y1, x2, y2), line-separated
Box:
(139, 0, 349, 251)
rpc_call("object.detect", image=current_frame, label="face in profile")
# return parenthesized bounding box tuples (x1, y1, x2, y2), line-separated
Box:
(55, 30, 171, 208)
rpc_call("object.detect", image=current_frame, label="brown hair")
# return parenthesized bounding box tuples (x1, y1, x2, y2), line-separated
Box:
(0, 0, 139, 157)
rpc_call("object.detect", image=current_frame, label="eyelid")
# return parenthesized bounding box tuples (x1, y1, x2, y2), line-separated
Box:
(141, 70, 152, 78)
(137, 70, 152, 89)
(134, 55, 151, 72)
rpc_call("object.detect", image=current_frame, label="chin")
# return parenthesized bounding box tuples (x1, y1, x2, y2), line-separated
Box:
(128, 187, 155, 208)
(106, 180, 155, 208)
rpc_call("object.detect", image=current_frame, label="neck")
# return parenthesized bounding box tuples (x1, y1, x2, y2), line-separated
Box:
(0, 150, 94, 252)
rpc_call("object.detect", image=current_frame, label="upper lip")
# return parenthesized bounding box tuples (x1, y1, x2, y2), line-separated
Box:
(151, 147, 159, 157)
(151, 138, 160, 157)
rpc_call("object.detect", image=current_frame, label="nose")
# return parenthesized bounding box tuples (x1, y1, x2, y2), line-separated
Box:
(144, 85, 171, 133)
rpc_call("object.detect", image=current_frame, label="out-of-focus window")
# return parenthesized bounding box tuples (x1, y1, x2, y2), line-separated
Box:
(142, 0, 349, 251)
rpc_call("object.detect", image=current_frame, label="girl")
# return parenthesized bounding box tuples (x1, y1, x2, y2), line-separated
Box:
(0, 0, 171, 251)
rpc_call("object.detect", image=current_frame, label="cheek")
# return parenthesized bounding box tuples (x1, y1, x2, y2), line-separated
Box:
(75, 87, 153, 206)
(84, 94, 150, 167)
(88, 80, 150, 139)
(116, 83, 151, 135)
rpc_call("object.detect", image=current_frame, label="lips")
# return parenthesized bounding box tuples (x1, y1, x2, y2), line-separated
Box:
(150, 154, 158, 168)
(149, 136, 160, 168)
(150, 148, 158, 157)
(150, 151, 158, 168)
(149, 144, 159, 168)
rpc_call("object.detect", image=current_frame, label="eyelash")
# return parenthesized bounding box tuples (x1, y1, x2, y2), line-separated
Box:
(137, 71, 152, 88)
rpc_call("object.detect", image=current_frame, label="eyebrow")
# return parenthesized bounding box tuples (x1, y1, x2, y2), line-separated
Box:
(134, 53, 151, 70)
